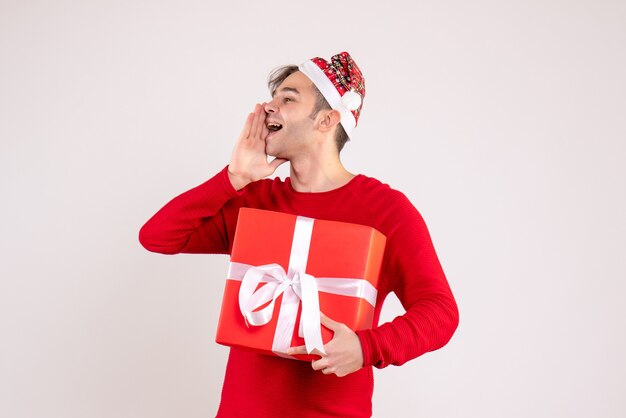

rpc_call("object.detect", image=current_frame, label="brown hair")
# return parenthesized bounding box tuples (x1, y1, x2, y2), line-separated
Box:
(267, 65, 350, 153)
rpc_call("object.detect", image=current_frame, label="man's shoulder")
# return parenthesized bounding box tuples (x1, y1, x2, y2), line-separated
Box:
(352, 173, 425, 224)
(353, 173, 412, 205)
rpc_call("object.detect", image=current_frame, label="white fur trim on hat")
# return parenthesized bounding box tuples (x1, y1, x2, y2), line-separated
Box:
(298, 60, 357, 139)
(341, 90, 362, 111)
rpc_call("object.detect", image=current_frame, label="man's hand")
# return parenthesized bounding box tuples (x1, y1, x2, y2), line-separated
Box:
(228, 103, 287, 190)
(287, 314, 365, 377)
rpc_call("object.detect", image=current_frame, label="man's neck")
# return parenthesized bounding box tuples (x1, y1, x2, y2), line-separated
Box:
(288, 153, 355, 193)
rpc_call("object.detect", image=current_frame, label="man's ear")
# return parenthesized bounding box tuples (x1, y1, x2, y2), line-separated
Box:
(317, 109, 341, 133)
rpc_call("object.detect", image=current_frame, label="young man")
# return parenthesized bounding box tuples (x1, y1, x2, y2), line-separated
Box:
(139, 51, 459, 418)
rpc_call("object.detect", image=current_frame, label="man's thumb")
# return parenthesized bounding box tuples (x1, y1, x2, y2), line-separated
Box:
(320, 313, 342, 331)
(269, 158, 288, 170)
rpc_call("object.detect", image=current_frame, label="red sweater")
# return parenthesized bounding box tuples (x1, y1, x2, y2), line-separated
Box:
(139, 166, 459, 418)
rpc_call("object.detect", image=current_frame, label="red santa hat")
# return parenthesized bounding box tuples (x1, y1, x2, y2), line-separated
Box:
(298, 51, 365, 139)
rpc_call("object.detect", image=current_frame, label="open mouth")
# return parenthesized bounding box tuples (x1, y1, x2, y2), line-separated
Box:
(267, 122, 283, 132)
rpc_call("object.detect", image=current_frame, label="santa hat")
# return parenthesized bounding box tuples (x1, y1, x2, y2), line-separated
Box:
(298, 51, 365, 139)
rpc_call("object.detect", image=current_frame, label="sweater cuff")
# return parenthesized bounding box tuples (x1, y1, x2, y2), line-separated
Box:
(198, 165, 244, 199)
(222, 165, 244, 193)
(356, 329, 376, 368)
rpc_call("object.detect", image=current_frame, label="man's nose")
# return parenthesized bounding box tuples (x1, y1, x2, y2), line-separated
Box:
(264, 100, 277, 113)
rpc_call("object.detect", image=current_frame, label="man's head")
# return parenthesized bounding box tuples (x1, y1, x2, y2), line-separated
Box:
(267, 66, 349, 153)
(263, 52, 365, 158)
(262, 70, 339, 159)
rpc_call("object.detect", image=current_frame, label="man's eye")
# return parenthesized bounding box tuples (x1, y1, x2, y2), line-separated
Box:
(283, 97, 293, 103)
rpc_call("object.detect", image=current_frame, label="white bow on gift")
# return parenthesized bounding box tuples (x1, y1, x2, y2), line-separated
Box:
(227, 216, 378, 359)
(236, 262, 325, 355)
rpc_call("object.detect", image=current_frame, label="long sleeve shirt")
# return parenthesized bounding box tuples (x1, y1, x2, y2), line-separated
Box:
(139, 165, 459, 418)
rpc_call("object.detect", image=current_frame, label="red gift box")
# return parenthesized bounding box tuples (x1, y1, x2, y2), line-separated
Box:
(215, 208, 386, 361)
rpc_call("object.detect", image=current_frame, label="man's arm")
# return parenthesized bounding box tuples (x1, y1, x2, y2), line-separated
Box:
(288, 194, 458, 375)
(356, 196, 459, 368)
(138, 166, 243, 254)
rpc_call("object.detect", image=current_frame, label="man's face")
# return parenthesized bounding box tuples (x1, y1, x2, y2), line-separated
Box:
(264, 71, 319, 159)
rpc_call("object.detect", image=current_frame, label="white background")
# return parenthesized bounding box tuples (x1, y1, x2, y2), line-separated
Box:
(1, 1, 625, 417)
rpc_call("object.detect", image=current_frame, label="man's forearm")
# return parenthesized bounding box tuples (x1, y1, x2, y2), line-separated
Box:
(139, 166, 241, 254)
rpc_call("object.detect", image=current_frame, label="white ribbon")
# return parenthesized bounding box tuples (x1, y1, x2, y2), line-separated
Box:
(227, 216, 378, 357)
(236, 262, 324, 356)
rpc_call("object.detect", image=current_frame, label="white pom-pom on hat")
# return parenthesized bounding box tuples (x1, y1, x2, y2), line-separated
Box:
(341, 90, 362, 111)
(298, 52, 365, 139)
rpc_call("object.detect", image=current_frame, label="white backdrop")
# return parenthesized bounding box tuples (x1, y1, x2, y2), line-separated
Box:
(1, 1, 625, 417)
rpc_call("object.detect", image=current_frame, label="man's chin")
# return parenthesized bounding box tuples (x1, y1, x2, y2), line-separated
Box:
(266, 150, 289, 161)
(265, 146, 280, 159)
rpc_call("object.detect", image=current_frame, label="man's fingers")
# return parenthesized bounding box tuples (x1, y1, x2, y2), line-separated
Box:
(260, 111, 269, 141)
(287, 345, 323, 356)
(287, 345, 307, 355)
(239, 111, 254, 140)
(250, 103, 266, 139)
(311, 357, 330, 371)
(320, 314, 343, 332)
(255, 103, 266, 139)
(246, 104, 258, 139)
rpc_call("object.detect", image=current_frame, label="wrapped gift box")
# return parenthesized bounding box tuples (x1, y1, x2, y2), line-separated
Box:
(215, 207, 386, 361)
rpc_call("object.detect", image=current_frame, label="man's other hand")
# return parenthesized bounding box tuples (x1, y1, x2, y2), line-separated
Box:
(228, 103, 287, 190)
(287, 314, 365, 377)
